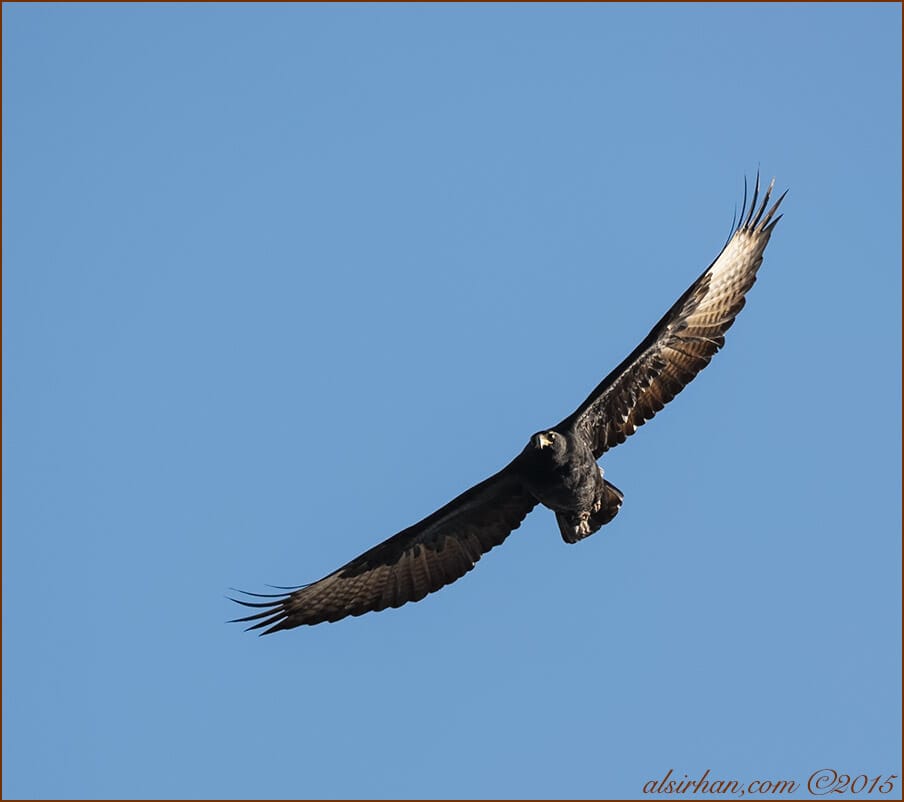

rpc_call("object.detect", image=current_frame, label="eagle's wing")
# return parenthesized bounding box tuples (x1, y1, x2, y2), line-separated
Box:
(231, 467, 537, 633)
(557, 175, 786, 459)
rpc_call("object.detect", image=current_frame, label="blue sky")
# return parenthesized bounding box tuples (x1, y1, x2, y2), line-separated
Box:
(3, 4, 901, 799)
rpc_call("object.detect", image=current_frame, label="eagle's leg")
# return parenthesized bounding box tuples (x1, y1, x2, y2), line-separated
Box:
(555, 473, 624, 545)
(592, 466, 605, 513)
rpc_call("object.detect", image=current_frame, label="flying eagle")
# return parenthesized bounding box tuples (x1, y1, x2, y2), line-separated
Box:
(232, 175, 785, 634)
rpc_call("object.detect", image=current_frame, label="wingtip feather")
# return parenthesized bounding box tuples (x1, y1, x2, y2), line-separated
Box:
(743, 172, 761, 228)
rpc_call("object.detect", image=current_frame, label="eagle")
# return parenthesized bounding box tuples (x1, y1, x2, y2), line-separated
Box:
(232, 175, 785, 634)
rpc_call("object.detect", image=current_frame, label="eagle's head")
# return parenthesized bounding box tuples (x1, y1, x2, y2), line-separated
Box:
(529, 430, 567, 457)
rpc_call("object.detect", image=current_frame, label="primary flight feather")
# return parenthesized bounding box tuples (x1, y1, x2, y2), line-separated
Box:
(232, 175, 785, 634)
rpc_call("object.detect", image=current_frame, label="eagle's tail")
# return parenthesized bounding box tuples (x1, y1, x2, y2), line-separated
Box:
(557, 479, 624, 544)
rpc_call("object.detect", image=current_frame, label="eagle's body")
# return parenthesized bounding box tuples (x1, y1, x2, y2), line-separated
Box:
(232, 176, 786, 634)
(518, 431, 621, 543)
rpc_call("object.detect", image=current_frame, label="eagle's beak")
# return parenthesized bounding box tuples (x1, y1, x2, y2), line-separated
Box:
(533, 432, 554, 449)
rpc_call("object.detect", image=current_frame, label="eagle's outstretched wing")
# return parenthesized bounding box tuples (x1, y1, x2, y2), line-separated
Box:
(231, 467, 537, 633)
(556, 175, 786, 458)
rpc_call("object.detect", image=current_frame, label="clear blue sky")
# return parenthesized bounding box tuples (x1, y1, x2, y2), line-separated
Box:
(3, 4, 901, 799)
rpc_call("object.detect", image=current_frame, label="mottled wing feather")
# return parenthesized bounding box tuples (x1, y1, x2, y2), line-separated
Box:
(557, 176, 786, 458)
(231, 466, 537, 632)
